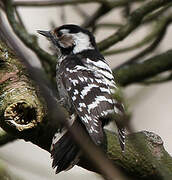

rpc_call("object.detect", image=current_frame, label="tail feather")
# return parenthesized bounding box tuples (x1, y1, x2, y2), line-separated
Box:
(118, 128, 126, 152)
(113, 102, 126, 152)
(51, 130, 79, 173)
(52, 141, 73, 169)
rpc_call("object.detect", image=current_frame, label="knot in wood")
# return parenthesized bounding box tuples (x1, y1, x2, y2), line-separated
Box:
(143, 131, 163, 145)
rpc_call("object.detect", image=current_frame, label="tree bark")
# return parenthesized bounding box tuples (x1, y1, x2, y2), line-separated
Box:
(0, 40, 56, 151)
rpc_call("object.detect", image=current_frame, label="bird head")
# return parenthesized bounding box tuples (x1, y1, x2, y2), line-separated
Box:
(37, 24, 97, 55)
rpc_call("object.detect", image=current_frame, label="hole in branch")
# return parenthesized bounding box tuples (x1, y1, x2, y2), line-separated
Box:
(4, 101, 38, 131)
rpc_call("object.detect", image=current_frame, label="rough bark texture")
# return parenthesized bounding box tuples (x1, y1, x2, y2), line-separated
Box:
(0, 41, 56, 151)
(80, 130, 172, 180)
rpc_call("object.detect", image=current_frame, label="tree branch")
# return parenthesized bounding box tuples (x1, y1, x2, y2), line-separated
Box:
(98, 0, 172, 51)
(2, 0, 57, 79)
(102, 19, 162, 56)
(82, 0, 143, 29)
(0, 130, 16, 146)
(13, 0, 108, 7)
(143, 2, 172, 24)
(104, 130, 172, 180)
(82, 5, 110, 29)
(115, 50, 172, 86)
(13, 0, 144, 7)
(114, 15, 172, 70)
(141, 73, 172, 85)
(0, 40, 55, 151)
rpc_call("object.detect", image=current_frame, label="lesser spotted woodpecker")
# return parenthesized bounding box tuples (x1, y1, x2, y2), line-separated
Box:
(38, 24, 126, 173)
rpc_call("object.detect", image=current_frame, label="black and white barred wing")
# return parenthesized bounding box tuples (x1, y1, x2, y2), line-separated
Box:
(60, 65, 114, 145)
(85, 57, 126, 150)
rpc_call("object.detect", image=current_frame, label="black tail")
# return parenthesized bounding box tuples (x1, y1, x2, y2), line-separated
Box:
(50, 129, 79, 173)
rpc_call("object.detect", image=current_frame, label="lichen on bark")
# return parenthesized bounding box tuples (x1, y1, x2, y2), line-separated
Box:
(0, 41, 45, 134)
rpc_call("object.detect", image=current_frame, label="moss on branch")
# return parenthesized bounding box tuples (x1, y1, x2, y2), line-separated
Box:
(106, 130, 172, 179)
(0, 40, 56, 151)
(0, 41, 44, 131)
(79, 130, 172, 180)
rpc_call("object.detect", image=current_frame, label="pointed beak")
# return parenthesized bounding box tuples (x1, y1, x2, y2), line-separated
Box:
(37, 30, 51, 38)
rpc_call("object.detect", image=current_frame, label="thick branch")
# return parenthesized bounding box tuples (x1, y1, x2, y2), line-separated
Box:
(105, 130, 172, 179)
(0, 40, 56, 151)
(115, 50, 172, 86)
(80, 130, 172, 180)
(141, 73, 172, 85)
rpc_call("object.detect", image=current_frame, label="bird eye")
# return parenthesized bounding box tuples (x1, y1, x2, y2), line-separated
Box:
(57, 31, 63, 38)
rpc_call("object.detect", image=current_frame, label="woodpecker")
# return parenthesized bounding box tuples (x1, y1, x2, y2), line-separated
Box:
(37, 24, 126, 173)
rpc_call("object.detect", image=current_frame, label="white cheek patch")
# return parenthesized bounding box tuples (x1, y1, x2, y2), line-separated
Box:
(60, 29, 70, 34)
(72, 32, 94, 54)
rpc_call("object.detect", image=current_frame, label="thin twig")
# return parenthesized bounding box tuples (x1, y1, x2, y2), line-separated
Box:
(13, 0, 143, 7)
(98, 0, 172, 51)
(73, 5, 89, 20)
(60, 6, 66, 24)
(115, 16, 172, 70)
(121, 2, 130, 18)
(103, 25, 158, 56)
(82, 0, 142, 29)
(143, 2, 172, 23)
(14, 7, 25, 29)
(103, 15, 171, 56)
(82, 5, 111, 28)
(13, 0, 108, 7)
(3, 0, 57, 78)
(93, 23, 123, 33)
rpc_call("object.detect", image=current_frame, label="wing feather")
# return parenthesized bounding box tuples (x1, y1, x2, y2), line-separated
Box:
(58, 54, 125, 148)
(59, 58, 114, 144)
